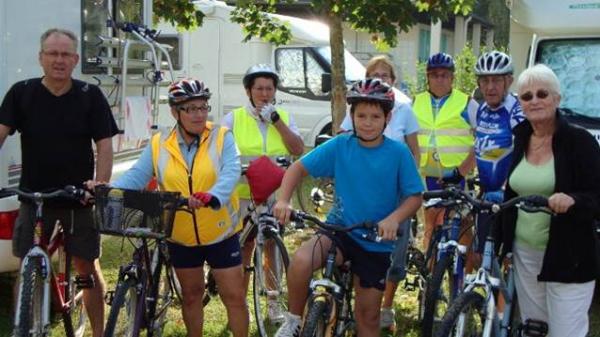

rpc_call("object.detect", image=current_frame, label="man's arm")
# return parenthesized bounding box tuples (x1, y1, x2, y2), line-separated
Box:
(0, 124, 12, 150)
(405, 133, 420, 166)
(273, 119, 304, 156)
(95, 137, 113, 182)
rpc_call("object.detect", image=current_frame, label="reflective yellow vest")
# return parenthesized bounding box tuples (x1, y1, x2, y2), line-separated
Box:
(151, 123, 240, 246)
(232, 107, 290, 199)
(413, 90, 473, 168)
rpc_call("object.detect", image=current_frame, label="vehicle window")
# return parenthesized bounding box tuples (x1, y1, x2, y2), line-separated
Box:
(276, 48, 305, 89)
(537, 38, 600, 118)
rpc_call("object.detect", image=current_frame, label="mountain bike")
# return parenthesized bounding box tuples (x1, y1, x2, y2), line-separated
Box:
(202, 157, 292, 337)
(288, 210, 385, 337)
(95, 186, 185, 337)
(435, 192, 551, 337)
(2, 186, 89, 337)
(421, 185, 478, 337)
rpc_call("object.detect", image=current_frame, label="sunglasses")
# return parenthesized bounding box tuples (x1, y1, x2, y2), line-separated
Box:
(519, 89, 550, 102)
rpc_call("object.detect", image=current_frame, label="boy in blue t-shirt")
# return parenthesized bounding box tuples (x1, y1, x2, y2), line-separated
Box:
(273, 79, 424, 337)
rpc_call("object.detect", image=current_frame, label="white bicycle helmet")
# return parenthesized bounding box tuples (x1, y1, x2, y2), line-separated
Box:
(475, 51, 513, 76)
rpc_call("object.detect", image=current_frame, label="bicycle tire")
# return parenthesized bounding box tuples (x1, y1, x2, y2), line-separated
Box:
(300, 297, 330, 337)
(436, 291, 486, 337)
(147, 252, 173, 337)
(422, 254, 459, 337)
(104, 277, 143, 337)
(202, 270, 217, 308)
(253, 234, 290, 337)
(14, 258, 46, 337)
(63, 278, 87, 337)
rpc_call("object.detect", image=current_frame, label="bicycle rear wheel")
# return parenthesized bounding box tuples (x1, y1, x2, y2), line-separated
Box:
(14, 257, 47, 337)
(300, 297, 331, 337)
(253, 235, 290, 337)
(63, 276, 87, 337)
(104, 277, 143, 337)
(422, 254, 459, 337)
(437, 291, 486, 337)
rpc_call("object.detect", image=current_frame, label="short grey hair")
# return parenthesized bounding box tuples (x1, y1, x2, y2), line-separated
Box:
(40, 28, 78, 52)
(515, 63, 561, 96)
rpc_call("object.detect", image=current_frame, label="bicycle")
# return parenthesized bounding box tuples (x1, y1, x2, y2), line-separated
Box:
(421, 185, 478, 337)
(435, 192, 551, 337)
(288, 210, 385, 337)
(95, 186, 185, 337)
(296, 135, 334, 216)
(2, 185, 89, 337)
(202, 157, 292, 337)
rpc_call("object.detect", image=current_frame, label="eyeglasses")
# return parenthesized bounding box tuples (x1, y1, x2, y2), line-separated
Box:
(370, 73, 391, 81)
(519, 89, 550, 102)
(178, 104, 211, 114)
(427, 72, 452, 80)
(41, 50, 76, 59)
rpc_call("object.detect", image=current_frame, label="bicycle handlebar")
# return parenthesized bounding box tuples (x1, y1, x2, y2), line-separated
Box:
(423, 187, 551, 215)
(114, 21, 159, 41)
(0, 186, 88, 202)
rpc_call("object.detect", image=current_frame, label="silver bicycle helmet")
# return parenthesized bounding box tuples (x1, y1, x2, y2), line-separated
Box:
(475, 51, 513, 76)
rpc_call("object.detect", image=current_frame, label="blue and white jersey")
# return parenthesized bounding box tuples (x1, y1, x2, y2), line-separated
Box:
(474, 93, 525, 191)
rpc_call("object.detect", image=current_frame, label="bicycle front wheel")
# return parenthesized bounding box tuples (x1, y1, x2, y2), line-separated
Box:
(104, 277, 143, 337)
(422, 254, 460, 337)
(147, 253, 175, 337)
(437, 291, 486, 337)
(301, 296, 335, 337)
(253, 235, 290, 337)
(14, 258, 46, 337)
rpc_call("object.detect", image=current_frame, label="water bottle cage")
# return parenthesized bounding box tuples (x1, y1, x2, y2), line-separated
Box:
(518, 318, 548, 337)
(75, 274, 96, 289)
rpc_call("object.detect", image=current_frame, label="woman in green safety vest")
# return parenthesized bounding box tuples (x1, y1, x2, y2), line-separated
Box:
(221, 63, 304, 322)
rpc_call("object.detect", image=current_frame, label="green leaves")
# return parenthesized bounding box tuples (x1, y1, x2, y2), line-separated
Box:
(153, 0, 205, 30)
(230, 2, 292, 46)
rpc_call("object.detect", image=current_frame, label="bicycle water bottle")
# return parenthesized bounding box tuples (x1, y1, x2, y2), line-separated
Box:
(104, 189, 124, 232)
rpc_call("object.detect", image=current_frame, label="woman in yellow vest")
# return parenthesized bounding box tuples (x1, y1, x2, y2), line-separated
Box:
(112, 79, 247, 337)
(221, 64, 304, 321)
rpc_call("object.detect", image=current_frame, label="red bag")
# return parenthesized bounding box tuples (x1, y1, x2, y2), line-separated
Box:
(245, 155, 286, 204)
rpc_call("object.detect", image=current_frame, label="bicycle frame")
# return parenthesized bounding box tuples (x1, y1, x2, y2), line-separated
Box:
(14, 196, 84, 337)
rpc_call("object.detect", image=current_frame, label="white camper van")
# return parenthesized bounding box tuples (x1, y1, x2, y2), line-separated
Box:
(157, 0, 365, 146)
(508, 0, 600, 142)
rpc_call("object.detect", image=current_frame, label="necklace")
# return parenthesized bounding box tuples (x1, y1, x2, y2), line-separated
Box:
(529, 136, 551, 151)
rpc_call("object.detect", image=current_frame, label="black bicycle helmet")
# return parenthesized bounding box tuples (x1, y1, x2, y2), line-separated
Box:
(475, 51, 513, 76)
(427, 52, 455, 71)
(168, 78, 211, 106)
(346, 78, 395, 112)
(243, 64, 280, 89)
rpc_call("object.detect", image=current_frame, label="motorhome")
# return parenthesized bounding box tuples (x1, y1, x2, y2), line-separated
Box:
(508, 0, 600, 142)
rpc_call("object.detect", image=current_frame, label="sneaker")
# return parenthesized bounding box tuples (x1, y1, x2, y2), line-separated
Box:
(380, 307, 396, 331)
(275, 312, 301, 337)
(268, 297, 285, 323)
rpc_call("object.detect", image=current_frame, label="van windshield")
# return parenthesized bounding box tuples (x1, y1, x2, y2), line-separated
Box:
(536, 38, 600, 119)
(316, 47, 365, 82)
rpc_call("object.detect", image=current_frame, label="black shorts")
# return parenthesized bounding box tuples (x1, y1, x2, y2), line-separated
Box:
(167, 233, 242, 269)
(12, 204, 100, 261)
(321, 231, 391, 291)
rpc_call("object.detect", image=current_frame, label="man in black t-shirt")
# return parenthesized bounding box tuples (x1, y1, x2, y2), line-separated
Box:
(0, 28, 118, 337)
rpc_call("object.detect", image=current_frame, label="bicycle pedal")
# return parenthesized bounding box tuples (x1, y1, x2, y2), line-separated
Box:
(105, 290, 115, 306)
(518, 319, 548, 337)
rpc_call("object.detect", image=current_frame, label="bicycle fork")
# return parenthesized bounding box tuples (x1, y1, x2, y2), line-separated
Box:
(15, 248, 53, 335)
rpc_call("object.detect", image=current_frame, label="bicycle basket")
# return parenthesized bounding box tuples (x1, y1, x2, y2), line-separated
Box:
(94, 186, 181, 237)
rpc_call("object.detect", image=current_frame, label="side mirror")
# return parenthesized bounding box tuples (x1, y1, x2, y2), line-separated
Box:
(321, 73, 332, 93)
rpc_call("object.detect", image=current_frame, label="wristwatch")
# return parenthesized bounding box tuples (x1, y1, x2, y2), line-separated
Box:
(270, 110, 280, 123)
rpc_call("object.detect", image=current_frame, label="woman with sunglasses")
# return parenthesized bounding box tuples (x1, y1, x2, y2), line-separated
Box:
(498, 64, 600, 337)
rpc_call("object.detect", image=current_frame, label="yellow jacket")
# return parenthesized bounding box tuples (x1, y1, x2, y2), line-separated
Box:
(151, 123, 240, 246)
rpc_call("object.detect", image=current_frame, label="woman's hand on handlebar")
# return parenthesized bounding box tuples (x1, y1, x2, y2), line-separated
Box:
(273, 199, 293, 224)
(377, 217, 400, 241)
(548, 192, 575, 214)
(188, 194, 205, 209)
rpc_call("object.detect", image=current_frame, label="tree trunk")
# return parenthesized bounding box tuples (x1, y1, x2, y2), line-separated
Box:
(327, 3, 346, 134)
